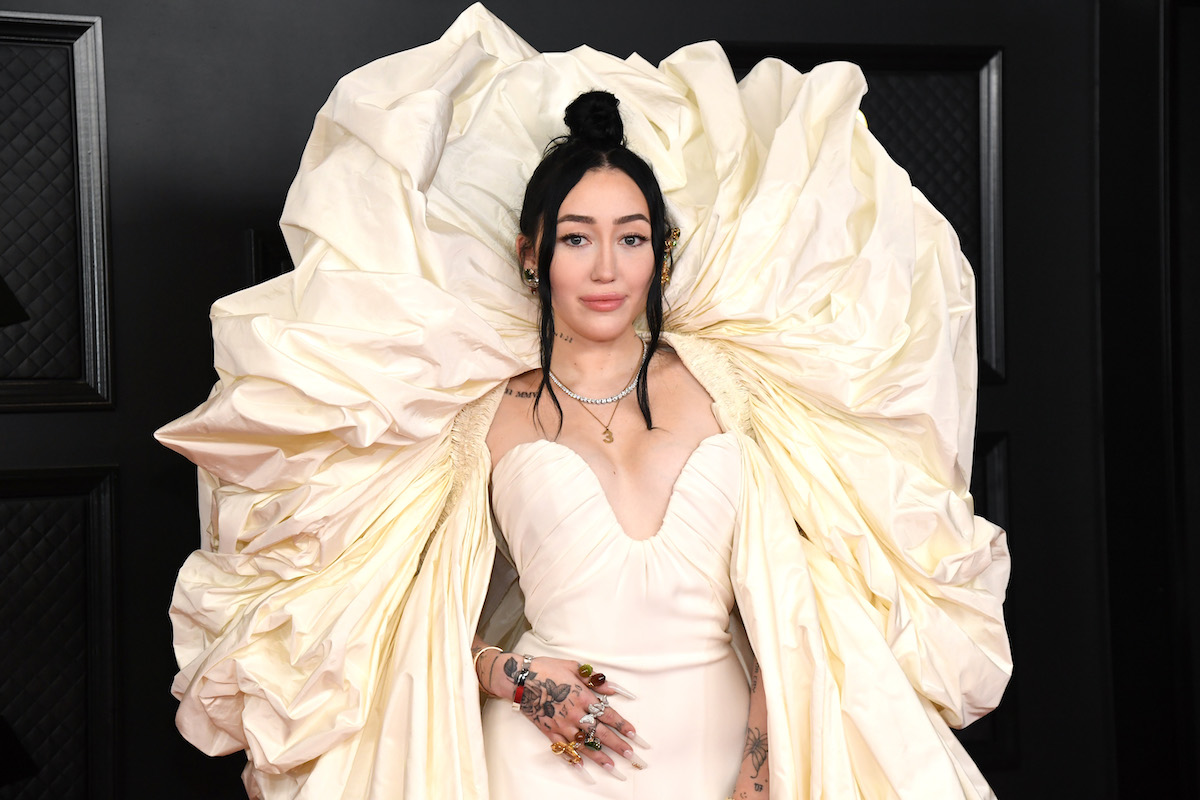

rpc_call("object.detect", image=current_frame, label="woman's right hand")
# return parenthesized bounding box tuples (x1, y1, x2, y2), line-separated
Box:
(476, 650, 647, 776)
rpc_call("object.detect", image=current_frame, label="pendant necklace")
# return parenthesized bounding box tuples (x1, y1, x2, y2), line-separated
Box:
(549, 338, 648, 444)
(577, 396, 622, 443)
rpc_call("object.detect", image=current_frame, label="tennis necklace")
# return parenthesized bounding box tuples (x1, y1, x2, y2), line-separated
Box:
(549, 338, 648, 443)
(549, 338, 648, 405)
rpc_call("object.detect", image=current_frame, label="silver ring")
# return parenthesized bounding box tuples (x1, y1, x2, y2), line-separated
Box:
(586, 701, 606, 717)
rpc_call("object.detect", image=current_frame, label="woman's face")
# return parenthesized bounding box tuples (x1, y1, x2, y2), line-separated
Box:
(530, 168, 655, 345)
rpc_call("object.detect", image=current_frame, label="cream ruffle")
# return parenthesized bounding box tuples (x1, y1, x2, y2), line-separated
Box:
(157, 4, 1010, 797)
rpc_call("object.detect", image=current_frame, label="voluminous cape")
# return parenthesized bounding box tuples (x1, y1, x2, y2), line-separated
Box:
(156, 5, 1012, 798)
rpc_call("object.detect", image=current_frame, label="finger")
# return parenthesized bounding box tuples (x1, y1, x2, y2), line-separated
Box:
(584, 703, 651, 750)
(593, 726, 649, 772)
(568, 724, 633, 780)
(578, 671, 638, 700)
(544, 734, 600, 784)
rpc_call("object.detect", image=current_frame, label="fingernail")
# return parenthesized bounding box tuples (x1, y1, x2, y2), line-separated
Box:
(608, 681, 637, 700)
(602, 763, 627, 781)
(572, 762, 596, 784)
(626, 730, 651, 749)
(629, 752, 648, 770)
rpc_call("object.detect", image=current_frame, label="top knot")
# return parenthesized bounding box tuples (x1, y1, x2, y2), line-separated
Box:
(564, 91, 625, 149)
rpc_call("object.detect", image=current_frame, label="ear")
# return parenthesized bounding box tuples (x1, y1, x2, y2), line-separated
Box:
(516, 234, 535, 271)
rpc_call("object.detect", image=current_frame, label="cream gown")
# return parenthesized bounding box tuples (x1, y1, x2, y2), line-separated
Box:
(156, 6, 1012, 798)
(482, 433, 750, 797)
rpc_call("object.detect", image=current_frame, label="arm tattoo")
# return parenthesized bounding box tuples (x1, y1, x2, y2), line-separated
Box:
(744, 727, 768, 779)
(750, 662, 759, 693)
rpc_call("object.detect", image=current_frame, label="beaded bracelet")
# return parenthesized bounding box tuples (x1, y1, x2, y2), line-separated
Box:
(511, 654, 533, 710)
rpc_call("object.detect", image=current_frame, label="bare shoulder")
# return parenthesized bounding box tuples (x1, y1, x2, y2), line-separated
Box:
(486, 370, 544, 468)
(647, 343, 721, 436)
(649, 344, 710, 399)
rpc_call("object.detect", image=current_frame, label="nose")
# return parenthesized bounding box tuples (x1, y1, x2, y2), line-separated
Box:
(591, 240, 616, 282)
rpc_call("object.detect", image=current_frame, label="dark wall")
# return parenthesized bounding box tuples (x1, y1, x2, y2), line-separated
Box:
(3, 1, 1133, 798)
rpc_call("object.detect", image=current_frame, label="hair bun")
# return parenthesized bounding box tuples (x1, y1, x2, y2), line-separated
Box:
(564, 91, 624, 149)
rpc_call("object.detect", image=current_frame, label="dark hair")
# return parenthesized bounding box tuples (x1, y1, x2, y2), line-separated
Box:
(518, 90, 671, 433)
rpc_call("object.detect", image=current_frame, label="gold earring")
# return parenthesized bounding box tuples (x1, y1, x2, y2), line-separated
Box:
(661, 226, 680, 287)
(521, 266, 539, 292)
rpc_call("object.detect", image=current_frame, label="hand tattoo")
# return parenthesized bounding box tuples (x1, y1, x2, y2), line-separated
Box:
(521, 678, 571, 719)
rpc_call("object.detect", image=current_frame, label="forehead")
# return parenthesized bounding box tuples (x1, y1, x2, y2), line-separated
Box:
(558, 168, 650, 220)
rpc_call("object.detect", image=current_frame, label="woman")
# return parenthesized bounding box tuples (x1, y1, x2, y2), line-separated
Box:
(472, 91, 767, 797)
(158, 6, 1010, 799)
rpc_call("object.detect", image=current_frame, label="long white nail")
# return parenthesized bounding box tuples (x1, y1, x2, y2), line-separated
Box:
(626, 730, 651, 749)
(572, 762, 596, 784)
(608, 681, 637, 700)
(603, 763, 627, 781)
(623, 750, 649, 770)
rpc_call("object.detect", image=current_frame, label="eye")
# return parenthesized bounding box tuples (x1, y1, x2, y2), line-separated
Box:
(620, 234, 648, 247)
(559, 233, 587, 247)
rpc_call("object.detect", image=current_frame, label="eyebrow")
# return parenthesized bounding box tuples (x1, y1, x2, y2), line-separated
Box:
(557, 213, 651, 225)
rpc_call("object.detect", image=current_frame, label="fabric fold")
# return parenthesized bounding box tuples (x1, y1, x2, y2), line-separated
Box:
(158, 4, 1010, 797)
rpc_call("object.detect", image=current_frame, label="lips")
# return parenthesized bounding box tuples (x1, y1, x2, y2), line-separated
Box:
(580, 294, 625, 312)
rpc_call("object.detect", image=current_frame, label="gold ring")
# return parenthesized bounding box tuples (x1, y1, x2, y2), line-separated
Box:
(551, 741, 582, 764)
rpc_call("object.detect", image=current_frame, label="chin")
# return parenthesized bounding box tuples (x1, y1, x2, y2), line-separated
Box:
(566, 318, 638, 343)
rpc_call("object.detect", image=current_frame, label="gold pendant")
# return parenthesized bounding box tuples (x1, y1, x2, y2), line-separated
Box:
(602, 429, 614, 444)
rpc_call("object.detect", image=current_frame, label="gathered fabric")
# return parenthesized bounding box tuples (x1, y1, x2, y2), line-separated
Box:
(156, 4, 1011, 797)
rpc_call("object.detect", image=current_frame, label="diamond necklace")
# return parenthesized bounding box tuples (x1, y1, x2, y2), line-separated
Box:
(548, 337, 648, 405)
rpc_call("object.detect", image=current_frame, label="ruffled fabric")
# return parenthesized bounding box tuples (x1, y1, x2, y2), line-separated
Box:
(157, 4, 1010, 797)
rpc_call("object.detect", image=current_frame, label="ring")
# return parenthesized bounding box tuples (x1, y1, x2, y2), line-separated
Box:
(578, 663, 594, 678)
(551, 741, 582, 765)
(586, 701, 606, 717)
(585, 672, 606, 689)
(573, 726, 602, 751)
(580, 713, 597, 725)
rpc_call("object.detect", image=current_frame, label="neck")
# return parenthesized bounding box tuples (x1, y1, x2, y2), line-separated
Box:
(548, 328, 645, 397)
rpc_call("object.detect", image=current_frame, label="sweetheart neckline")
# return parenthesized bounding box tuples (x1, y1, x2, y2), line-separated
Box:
(491, 431, 736, 543)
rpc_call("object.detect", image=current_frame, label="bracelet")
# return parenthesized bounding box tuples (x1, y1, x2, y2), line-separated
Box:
(511, 654, 533, 710)
(472, 645, 502, 692)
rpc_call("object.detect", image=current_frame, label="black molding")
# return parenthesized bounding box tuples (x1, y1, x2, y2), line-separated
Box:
(957, 432, 1017, 770)
(0, 13, 111, 411)
(974, 432, 1010, 532)
(720, 42, 1006, 382)
(244, 227, 294, 288)
(0, 466, 117, 800)
(977, 53, 1005, 383)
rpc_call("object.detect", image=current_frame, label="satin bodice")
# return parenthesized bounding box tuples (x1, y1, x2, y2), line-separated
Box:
(490, 432, 741, 669)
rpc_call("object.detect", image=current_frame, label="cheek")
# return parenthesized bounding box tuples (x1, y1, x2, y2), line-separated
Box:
(630, 250, 657, 290)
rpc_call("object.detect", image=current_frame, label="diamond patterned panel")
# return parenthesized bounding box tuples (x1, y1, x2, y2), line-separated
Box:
(860, 69, 982, 270)
(0, 494, 88, 799)
(0, 41, 82, 380)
